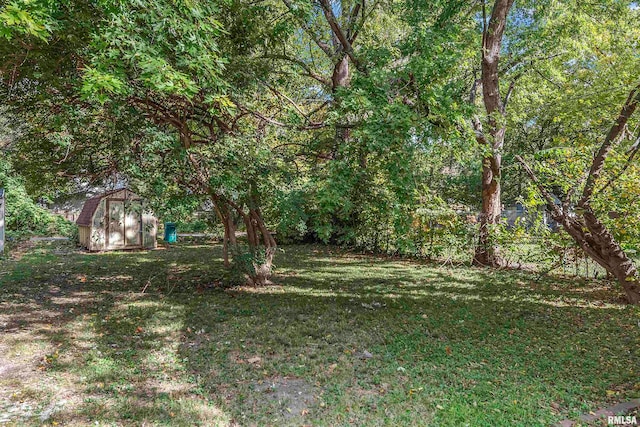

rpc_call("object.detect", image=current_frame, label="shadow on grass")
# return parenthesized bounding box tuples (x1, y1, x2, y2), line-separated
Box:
(0, 241, 638, 426)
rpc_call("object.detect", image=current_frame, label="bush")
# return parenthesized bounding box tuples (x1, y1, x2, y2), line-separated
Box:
(0, 158, 77, 239)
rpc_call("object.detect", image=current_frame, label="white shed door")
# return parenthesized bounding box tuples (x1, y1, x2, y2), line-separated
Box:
(125, 201, 142, 246)
(108, 201, 125, 248)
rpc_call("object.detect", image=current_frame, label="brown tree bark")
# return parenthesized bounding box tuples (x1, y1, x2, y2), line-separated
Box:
(223, 210, 237, 267)
(131, 63, 278, 286)
(474, 155, 503, 266)
(213, 202, 230, 267)
(471, 0, 515, 267)
(332, 55, 350, 90)
(332, 55, 352, 156)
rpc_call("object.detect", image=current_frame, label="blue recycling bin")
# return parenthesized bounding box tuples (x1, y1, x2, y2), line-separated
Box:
(164, 222, 177, 243)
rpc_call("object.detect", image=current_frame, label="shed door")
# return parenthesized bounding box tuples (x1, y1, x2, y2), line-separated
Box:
(108, 200, 125, 248)
(125, 201, 142, 247)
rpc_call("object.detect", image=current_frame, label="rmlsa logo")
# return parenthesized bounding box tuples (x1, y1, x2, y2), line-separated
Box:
(608, 415, 638, 425)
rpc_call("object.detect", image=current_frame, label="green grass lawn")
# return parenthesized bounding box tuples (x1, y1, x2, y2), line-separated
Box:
(0, 240, 638, 426)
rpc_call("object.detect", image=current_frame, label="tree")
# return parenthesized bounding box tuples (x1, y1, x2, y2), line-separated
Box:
(518, 84, 640, 303)
(469, 0, 514, 266)
(500, 1, 640, 303)
(273, 0, 477, 249)
(4, 0, 640, 300)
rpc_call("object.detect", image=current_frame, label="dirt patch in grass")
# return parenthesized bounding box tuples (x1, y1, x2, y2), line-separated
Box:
(0, 339, 64, 425)
(251, 377, 318, 419)
(3, 239, 35, 261)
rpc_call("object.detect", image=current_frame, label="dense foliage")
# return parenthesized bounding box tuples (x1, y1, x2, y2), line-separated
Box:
(0, 156, 76, 240)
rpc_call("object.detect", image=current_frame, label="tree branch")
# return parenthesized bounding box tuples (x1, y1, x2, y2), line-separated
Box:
(502, 76, 518, 111)
(595, 129, 640, 197)
(317, 0, 362, 70)
(242, 105, 326, 130)
(515, 155, 563, 218)
(262, 54, 331, 87)
(281, 0, 335, 59)
(579, 83, 640, 207)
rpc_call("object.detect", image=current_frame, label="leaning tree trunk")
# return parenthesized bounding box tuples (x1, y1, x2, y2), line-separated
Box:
(471, 0, 515, 267)
(545, 207, 640, 304)
(580, 212, 640, 303)
(519, 161, 640, 304)
(515, 83, 640, 303)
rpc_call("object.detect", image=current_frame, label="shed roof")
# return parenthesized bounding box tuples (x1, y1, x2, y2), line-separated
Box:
(76, 189, 138, 226)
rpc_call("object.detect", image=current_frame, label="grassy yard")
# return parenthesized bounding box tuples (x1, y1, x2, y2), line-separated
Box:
(0, 240, 638, 426)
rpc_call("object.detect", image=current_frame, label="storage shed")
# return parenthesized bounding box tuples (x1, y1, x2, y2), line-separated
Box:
(76, 189, 157, 251)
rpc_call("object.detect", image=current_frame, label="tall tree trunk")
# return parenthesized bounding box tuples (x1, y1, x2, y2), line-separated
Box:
(220, 212, 232, 268)
(223, 210, 237, 266)
(212, 198, 238, 268)
(471, 0, 515, 267)
(332, 55, 350, 90)
(329, 54, 361, 234)
(332, 55, 351, 154)
(475, 155, 502, 265)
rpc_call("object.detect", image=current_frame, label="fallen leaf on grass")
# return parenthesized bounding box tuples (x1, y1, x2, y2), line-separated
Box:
(247, 356, 262, 364)
(408, 387, 424, 396)
(356, 350, 373, 359)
